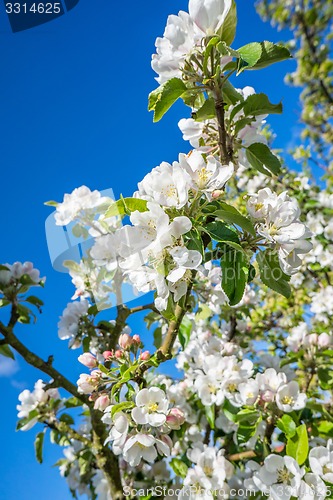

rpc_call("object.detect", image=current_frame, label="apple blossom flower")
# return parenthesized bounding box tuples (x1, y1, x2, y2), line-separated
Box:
(90, 234, 118, 273)
(58, 300, 89, 346)
(77, 370, 102, 394)
(179, 151, 234, 197)
(0, 261, 42, 291)
(17, 380, 60, 431)
(123, 433, 158, 466)
(131, 387, 169, 427)
(92, 470, 112, 500)
(309, 441, 333, 484)
(276, 381, 307, 412)
(136, 160, 190, 209)
(253, 454, 305, 499)
(189, 0, 232, 35)
(78, 352, 97, 369)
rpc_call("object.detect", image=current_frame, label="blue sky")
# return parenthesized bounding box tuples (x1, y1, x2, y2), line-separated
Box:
(0, 1, 302, 498)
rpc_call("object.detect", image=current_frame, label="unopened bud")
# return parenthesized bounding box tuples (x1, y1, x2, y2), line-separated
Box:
(166, 408, 185, 430)
(140, 350, 150, 361)
(133, 334, 141, 344)
(318, 332, 331, 348)
(119, 333, 133, 349)
(78, 353, 97, 369)
(115, 350, 123, 359)
(212, 190, 223, 199)
(94, 394, 109, 411)
(103, 350, 113, 360)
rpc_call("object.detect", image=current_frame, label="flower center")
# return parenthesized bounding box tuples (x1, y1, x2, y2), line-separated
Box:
(281, 395, 294, 405)
(255, 202, 264, 212)
(203, 465, 214, 477)
(161, 184, 177, 200)
(227, 383, 237, 393)
(148, 402, 159, 413)
(277, 467, 292, 484)
(197, 167, 212, 188)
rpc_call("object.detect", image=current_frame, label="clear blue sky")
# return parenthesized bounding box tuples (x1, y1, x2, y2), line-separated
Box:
(0, 1, 301, 498)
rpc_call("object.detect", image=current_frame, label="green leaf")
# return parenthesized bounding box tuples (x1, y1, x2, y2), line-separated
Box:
(0, 344, 15, 359)
(220, 244, 249, 306)
(246, 143, 282, 176)
(104, 197, 148, 219)
(26, 296, 44, 311)
(44, 200, 58, 207)
(153, 327, 162, 349)
(219, 0, 237, 45)
(318, 368, 333, 390)
(215, 202, 256, 236)
(243, 93, 282, 117)
(186, 228, 204, 257)
(286, 424, 309, 465)
(204, 221, 240, 244)
(60, 414, 75, 425)
(178, 316, 192, 349)
(148, 78, 187, 122)
(277, 415, 297, 438)
(237, 421, 258, 445)
(64, 397, 82, 408)
(193, 98, 216, 122)
(235, 409, 260, 424)
(237, 41, 291, 73)
(257, 249, 291, 298)
(34, 432, 45, 464)
(237, 42, 262, 72)
(222, 80, 243, 105)
(0, 298, 10, 308)
(16, 409, 38, 431)
(205, 405, 215, 430)
(111, 401, 135, 418)
(170, 458, 188, 479)
(318, 421, 333, 437)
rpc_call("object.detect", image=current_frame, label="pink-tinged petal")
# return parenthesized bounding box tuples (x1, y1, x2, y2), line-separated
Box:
(142, 446, 158, 463)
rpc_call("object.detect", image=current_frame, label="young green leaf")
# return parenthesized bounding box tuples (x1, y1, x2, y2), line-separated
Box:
(220, 244, 249, 306)
(104, 197, 148, 219)
(170, 458, 188, 479)
(193, 98, 216, 122)
(215, 202, 256, 236)
(34, 432, 45, 464)
(148, 78, 187, 122)
(246, 143, 282, 176)
(178, 316, 192, 349)
(204, 221, 240, 244)
(0, 344, 15, 360)
(286, 424, 309, 465)
(257, 250, 291, 298)
(243, 93, 282, 117)
(277, 415, 297, 438)
(219, 0, 237, 45)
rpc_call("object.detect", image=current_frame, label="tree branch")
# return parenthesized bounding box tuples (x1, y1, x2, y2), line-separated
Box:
(0, 320, 85, 402)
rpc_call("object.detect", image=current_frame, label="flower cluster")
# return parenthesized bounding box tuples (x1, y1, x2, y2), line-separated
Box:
(247, 188, 312, 274)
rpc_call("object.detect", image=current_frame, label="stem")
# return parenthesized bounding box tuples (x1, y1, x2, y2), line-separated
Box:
(213, 85, 232, 164)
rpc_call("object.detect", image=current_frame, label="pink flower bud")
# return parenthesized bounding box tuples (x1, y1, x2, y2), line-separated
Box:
(140, 350, 150, 361)
(119, 333, 133, 349)
(212, 190, 223, 199)
(115, 350, 123, 359)
(78, 353, 97, 369)
(94, 394, 109, 411)
(133, 334, 141, 344)
(166, 408, 185, 430)
(304, 333, 318, 347)
(318, 332, 331, 348)
(103, 350, 113, 359)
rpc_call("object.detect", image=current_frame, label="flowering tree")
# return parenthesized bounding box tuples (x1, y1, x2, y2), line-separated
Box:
(1, 0, 333, 498)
